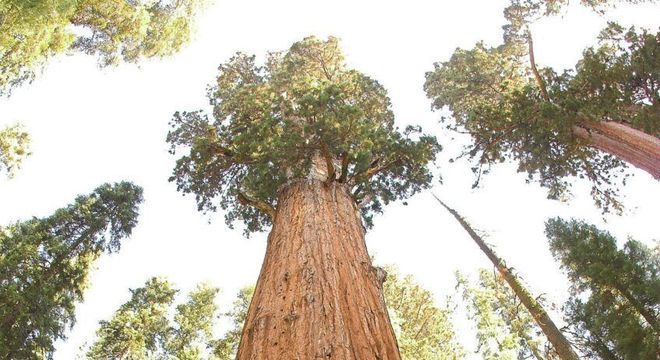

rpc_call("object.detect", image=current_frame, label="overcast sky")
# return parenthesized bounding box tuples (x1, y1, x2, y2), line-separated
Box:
(1, 0, 659, 358)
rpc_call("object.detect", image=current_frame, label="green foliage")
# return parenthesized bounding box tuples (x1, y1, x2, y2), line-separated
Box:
(456, 269, 558, 360)
(0, 123, 30, 177)
(0, 181, 144, 359)
(382, 267, 465, 360)
(424, 0, 659, 213)
(87, 277, 219, 360)
(209, 286, 253, 360)
(168, 36, 441, 234)
(545, 218, 660, 359)
(0, 0, 206, 94)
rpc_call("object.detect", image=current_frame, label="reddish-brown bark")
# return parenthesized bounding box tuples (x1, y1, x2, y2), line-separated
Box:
(573, 121, 660, 179)
(236, 180, 401, 360)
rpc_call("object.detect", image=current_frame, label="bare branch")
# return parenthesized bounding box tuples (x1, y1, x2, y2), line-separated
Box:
(527, 29, 550, 102)
(237, 191, 276, 219)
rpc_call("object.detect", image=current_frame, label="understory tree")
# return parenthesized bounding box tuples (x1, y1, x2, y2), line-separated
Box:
(86, 277, 219, 359)
(0, 182, 144, 359)
(167, 36, 440, 358)
(0, 0, 206, 95)
(424, 0, 659, 213)
(546, 218, 659, 359)
(435, 197, 579, 360)
(457, 269, 559, 360)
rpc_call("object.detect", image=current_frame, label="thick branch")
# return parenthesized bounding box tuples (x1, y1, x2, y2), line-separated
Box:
(527, 30, 550, 102)
(338, 152, 350, 183)
(320, 142, 336, 185)
(349, 157, 398, 186)
(237, 192, 276, 219)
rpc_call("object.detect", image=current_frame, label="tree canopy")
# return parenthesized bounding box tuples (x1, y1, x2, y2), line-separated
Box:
(0, 181, 143, 359)
(0, 0, 206, 95)
(546, 218, 659, 359)
(167, 36, 440, 233)
(0, 123, 30, 178)
(457, 269, 560, 360)
(424, 0, 659, 213)
(87, 277, 219, 360)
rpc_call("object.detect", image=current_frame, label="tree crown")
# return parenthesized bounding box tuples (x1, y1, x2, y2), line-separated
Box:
(168, 36, 440, 233)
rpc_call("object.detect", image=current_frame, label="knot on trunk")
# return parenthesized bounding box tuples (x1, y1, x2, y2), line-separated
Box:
(372, 266, 387, 287)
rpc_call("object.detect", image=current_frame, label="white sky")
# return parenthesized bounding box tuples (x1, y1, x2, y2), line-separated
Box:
(1, 0, 659, 358)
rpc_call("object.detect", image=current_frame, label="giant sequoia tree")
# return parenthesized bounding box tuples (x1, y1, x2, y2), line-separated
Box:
(167, 36, 440, 359)
(0, 182, 143, 359)
(546, 218, 659, 359)
(0, 0, 205, 95)
(425, 0, 659, 212)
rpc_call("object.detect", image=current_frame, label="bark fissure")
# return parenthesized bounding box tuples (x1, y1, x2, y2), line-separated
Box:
(236, 180, 401, 359)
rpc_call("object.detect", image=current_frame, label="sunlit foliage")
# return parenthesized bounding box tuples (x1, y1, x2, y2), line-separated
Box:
(0, 182, 143, 359)
(0, 123, 30, 177)
(0, 0, 206, 95)
(168, 36, 440, 234)
(424, 0, 658, 213)
(87, 277, 219, 359)
(546, 218, 659, 359)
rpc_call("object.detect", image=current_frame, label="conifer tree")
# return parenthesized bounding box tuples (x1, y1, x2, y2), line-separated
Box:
(167, 36, 440, 358)
(546, 218, 659, 359)
(435, 196, 579, 360)
(424, 0, 659, 213)
(86, 277, 219, 359)
(0, 182, 143, 359)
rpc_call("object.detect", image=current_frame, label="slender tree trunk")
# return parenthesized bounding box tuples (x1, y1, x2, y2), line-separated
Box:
(433, 196, 580, 360)
(572, 121, 660, 179)
(236, 180, 401, 359)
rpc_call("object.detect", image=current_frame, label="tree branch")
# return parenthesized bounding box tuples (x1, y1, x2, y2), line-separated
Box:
(527, 29, 550, 102)
(349, 157, 398, 186)
(320, 142, 336, 185)
(237, 192, 276, 219)
(338, 151, 350, 183)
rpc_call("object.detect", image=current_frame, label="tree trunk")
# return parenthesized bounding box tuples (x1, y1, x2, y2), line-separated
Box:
(236, 180, 401, 360)
(434, 196, 580, 360)
(573, 121, 660, 179)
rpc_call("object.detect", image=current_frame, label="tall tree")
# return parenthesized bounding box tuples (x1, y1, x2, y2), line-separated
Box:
(167, 36, 440, 358)
(0, 181, 143, 359)
(0, 123, 29, 178)
(457, 269, 558, 360)
(434, 196, 579, 360)
(86, 277, 219, 359)
(546, 218, 659, 359)
(0, 0, 206, 95)
(424, 0, 659, 213)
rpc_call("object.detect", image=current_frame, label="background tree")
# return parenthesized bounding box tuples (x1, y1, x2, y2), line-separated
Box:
(210, 286, 254, 360)
(167, 36, 440, 358)
(86, 277, 219, 359)
(382, 266, 465, 360)
(0, 181, 143, 359)
(0, 0, 206, 95)
(435, 196, 579, 360)
(0, 123, 29, 178)
(424, 0, 659, 213)
(457, 269, 560, 360)
(546, 218, 659, 359)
